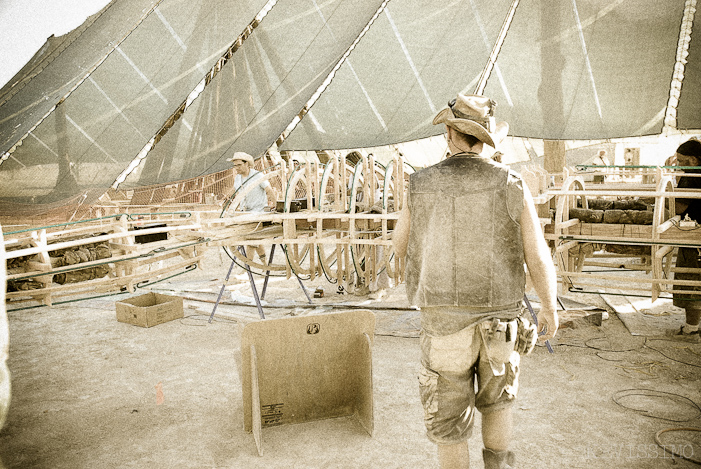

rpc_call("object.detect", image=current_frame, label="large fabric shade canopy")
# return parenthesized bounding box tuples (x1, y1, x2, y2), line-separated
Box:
(0, 0, 697, 207)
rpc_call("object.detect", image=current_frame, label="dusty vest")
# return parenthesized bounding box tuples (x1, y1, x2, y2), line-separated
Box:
(406, 153, 525, 309)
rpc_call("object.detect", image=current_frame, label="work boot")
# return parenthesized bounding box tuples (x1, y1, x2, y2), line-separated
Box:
(483, 448, 516, 469)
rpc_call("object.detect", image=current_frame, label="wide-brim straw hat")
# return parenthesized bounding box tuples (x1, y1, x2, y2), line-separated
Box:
(226, 152, 255, 165)
(433, 94, 509, 148)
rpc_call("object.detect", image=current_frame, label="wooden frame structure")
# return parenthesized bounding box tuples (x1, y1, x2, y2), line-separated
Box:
(2, 152, 409, 308)
(4, 152, 701, 308)
(549, 165, 701, 301)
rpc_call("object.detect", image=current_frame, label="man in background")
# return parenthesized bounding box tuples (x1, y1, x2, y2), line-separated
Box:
(669, 139, 701, 339)
(228, 152, 276, 213)
(227, 151, 277, 264)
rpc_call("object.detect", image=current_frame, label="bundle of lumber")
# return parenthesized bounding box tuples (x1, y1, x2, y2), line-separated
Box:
(569, 198, 656, 225)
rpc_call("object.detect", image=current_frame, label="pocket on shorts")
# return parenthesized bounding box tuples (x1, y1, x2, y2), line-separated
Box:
(503, 352, 521, 398)
(418, 365, 439, 425)
(426, 327, 474, 373)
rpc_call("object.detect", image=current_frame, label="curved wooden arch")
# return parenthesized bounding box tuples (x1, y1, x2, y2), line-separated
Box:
(281, 162, 320, 278)
(553, 175, 586, 291)
(318, 157, 338, 211)
(212, 152, 407, 289)
(651, 173, 678, 300)
(553, 175, 587, 231)
(652, 173, 676, 233)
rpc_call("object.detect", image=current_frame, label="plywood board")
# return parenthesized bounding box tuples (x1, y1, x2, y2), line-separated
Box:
(354, 332, 373, 436)
(250, 345, 262, 456)
(240, 310, 375, 442)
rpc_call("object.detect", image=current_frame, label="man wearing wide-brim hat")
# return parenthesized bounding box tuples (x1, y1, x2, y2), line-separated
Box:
(226, 152, 277, 265)
(393, 93, 559, 469)
(226, 152, 276, 213)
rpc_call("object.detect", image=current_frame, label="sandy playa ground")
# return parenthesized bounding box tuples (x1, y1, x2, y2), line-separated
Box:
(0, 250, 700, 468)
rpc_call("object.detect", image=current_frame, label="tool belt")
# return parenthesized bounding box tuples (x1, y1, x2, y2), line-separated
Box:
(515, 316, 538, 355)
(481, 316, 538, 359)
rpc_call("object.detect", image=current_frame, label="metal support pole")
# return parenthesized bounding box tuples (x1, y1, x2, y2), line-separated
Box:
(209, 247, 266, 323)
(208, 257, 237, 323)
(240, 246, 265, 319)
(297, 274, 313, 304)
(260, 244, 277, 299)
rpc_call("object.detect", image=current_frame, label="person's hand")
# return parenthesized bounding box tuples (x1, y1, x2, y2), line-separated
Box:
(536, 307, 559, 342)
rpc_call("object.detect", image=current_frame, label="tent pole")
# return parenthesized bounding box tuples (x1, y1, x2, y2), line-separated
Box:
(270, 0, 393, 153)
(474, 0, 520, 95)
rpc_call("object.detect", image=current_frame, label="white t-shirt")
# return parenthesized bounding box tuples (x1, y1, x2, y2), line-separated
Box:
(234, 169, 271, 212)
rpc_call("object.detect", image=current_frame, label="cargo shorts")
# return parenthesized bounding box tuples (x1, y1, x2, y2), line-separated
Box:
(418, 318, 521, 445)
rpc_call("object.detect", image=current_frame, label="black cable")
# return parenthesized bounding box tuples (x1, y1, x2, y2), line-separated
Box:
(317, 245, 339, 284)
(584, 336, 647, 352)
(655, 427, 701, 464)
(612, 389, 701, 423)
(280, 244, 312, 281)
(222, 242, 286, 278)
(557, 333, 701, 370)
(548, 342, 590, 349)
(645, 339, 701, 368)
(669, 218, 701, 231)
(568, 287, 674, 300)
(179, 313, 238, 326)
(594, 352, 626, 362)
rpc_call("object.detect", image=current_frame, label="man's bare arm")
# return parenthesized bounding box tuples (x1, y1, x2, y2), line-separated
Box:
(520, 184, 559, 341)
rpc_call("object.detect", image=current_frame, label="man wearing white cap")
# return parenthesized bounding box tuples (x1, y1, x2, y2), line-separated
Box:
(228, 152, 276, 213)
(228, 152, 277, 264)
(393, 94, 559, 469)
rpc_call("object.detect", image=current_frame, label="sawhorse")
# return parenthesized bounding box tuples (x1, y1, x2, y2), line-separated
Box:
(209, 245, 312, 322)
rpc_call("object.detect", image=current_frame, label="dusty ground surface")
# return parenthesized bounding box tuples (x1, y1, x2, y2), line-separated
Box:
(0, 250, 700, 468)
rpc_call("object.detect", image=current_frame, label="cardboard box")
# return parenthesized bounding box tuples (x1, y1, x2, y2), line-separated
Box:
(116, 292, 183, 327)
